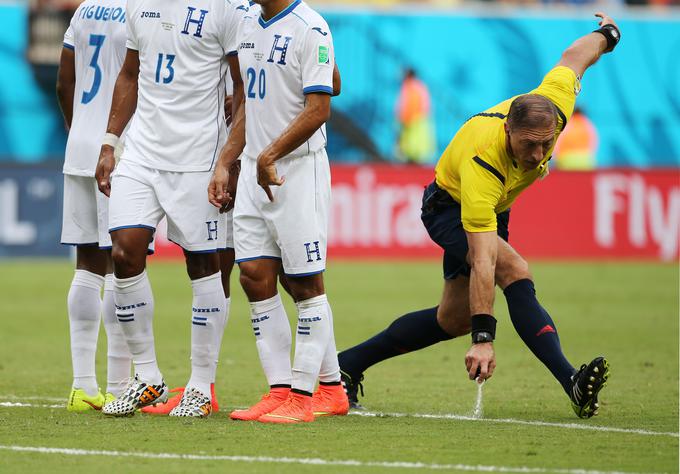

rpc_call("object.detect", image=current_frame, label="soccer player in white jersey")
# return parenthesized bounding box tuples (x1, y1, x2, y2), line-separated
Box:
(209, 0, 347, 424)
(56, 0, 135, 412)
(95, 0, 245, 417)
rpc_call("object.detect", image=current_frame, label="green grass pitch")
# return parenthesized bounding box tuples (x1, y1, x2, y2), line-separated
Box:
(0, 259, 677, 473)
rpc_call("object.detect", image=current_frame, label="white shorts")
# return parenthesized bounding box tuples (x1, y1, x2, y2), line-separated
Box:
(61, 174, 112, 248)
(109, 160, 227, 252)
(222, 209, 234, 249)
(234, 149, 330, 276)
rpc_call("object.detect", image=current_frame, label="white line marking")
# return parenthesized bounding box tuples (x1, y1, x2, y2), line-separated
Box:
(0, 445, 657, 474)
(348, 411, 679, 438)
(1, 398, 676, 439)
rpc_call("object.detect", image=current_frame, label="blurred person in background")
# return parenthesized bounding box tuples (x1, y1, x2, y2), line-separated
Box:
(553, 107, 598, 170)
(396, 68, 436, 164)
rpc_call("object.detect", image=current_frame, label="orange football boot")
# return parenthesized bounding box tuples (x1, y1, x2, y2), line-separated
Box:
(258, 392, 314, 424)
(230, 387, 290, 421)
(311, 383, 349, 417)
(141, 384, 219, 415)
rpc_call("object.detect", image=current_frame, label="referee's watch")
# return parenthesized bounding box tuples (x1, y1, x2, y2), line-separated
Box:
(472, 331, 494, 344)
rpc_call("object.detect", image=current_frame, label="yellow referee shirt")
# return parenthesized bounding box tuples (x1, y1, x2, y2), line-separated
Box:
(435, 66, 580, 233)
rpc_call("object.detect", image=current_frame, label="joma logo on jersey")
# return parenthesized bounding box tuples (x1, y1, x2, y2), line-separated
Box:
(141, 11, 160, 19)
(240, 42, 255, 50)
(267, 35, 293, 65)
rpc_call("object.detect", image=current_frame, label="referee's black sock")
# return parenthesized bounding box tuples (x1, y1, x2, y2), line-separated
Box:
(504, 279, 575, 393)
(338, 307, 453, 379)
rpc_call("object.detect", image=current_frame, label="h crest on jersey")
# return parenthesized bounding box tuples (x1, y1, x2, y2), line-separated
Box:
(181, 6, 209, 38)
(267, 35, 293, 65)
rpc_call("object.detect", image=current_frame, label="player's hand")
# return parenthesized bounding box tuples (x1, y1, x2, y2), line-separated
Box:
(223, 159, 241, 212)
(95, 145, 116, 197)
(595, 12, 618, 31)
(465, 342, 496, 382)
(208, 162, 232, 213)
(224, 94, 233, 126)
(256, 154, 285, 202)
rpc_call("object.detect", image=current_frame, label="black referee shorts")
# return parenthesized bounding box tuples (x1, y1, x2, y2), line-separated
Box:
(421, 181, 510, 280)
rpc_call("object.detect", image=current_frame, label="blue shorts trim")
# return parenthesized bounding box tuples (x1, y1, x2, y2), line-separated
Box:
(168, 238, 218, 254)
(60, 242, 98, 247)
(284, 269, 325, 278)
(235, 255, 281, 264)
(109, 224, 156, 234)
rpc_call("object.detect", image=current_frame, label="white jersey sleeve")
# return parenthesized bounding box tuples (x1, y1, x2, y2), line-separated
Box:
(300, 20, 334, 95)
(222, 0, 247, 55)
(63, 23, 75, 50)
(125, 0, 139, 51)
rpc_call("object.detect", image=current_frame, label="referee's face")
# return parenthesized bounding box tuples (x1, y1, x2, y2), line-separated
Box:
(507, 125, 556, 171)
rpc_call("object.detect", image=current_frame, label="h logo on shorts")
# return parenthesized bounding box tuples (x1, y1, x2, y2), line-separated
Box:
(304, 241, 321, 263)
(267, 35, 292, 65)
(206, 220, 218, 241)
(181, 6, 208, 38)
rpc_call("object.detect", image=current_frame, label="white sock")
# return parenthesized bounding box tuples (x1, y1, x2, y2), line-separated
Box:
(113, 271, 162, 385)
(318, 300, 341, 383)
(68, 270, 104, 396)
(292, 294, 331, 393)
(250, 293, 292, 387)
(186, 272, 225, 398)
(211, 297, 231, 384)
(102, 274, 132, 397)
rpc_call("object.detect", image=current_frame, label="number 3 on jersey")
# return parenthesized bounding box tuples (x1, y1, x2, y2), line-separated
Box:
(81, 34, 105, 104)
(246, 68, 266, 99)
(155, 53, 175, 84)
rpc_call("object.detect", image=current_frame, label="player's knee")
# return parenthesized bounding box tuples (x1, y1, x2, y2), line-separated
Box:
(184, 252, 219, 280)
(496, 256, 532, 289)
(437, 307, 471, 337)
(111, 245, 143, 278)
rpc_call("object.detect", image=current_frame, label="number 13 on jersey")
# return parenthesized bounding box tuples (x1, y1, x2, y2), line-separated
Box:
(155, 53, 175, 84)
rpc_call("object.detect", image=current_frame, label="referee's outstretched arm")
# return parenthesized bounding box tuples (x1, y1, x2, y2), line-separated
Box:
(557, 12, 621, 78)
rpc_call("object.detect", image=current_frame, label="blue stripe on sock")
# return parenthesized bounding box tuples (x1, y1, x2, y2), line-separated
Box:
(192, 322, 208, 326)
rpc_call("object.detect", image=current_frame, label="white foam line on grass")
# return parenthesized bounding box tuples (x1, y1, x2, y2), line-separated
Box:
(350, 411, 680, 438)
(1, 399, 676, 439)
(0, 445, 657, 474)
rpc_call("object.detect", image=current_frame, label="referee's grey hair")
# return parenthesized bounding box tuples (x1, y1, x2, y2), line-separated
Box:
(507, 94, 558, 131)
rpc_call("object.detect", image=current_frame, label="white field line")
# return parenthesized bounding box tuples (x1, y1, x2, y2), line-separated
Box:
(348, 411, 679, 438)
(0, 445, 659, 474)
(1, 397, 677, 439)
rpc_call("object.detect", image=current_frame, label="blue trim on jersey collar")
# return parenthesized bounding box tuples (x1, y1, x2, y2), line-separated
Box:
(258, 0, 301, 29)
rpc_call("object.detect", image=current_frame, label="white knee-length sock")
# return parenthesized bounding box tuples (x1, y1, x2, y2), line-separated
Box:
(68, 270, 104, 396)
(211, 297, 230, 384)
(186, 272, 225, 398)
(292, 294, 331, 394)
(318, 300, 341, 383)
(250, 294, 292, 387)
(113, 271, 161, 385)
(102, 274, 132, 397)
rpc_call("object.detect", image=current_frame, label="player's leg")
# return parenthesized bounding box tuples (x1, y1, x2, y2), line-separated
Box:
(102, 162, 168, 416)
(94, 185, 132, 402)
(229, 157, 292, 421)
(495, 237, 609, 418)
(61, 174, 107, 411)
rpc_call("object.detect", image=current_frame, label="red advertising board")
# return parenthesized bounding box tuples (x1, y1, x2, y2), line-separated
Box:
(152, 165, 679, 262)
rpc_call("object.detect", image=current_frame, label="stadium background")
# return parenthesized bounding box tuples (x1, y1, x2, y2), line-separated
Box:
(0, 0, 678, 262)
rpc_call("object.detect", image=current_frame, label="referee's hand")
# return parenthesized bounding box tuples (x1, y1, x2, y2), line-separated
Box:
(95, 145, 116, 197)
(256, 154, 285, 202)
(465, 342, 496, 382)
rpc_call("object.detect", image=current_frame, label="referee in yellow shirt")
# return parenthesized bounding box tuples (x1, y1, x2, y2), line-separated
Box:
(339, 13, 621, 419)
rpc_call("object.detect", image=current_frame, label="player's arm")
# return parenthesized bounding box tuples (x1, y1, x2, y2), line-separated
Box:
(557, 12, 620, 78)
(209, 59, 246, 212)
(95, 49, 139, 196)
(332, 62, 341, 97)
(56, 46, 75, 130)
(256, 92, 331, 201)
(459, 157, 504, 381)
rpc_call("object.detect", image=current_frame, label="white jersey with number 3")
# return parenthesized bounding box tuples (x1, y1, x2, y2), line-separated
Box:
(123, 0, 246, 172)
(63, 0, 128, 177)
(237, 0, 334, 160)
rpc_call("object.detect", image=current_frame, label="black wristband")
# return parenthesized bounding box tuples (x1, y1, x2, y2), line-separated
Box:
(471, 314, 497, 341)
(593, 24, 620, 53)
